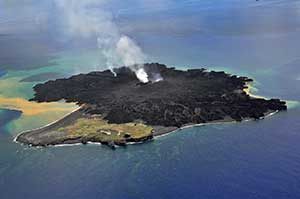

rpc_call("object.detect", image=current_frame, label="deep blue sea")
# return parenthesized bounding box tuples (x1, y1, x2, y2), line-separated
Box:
(1, 1, 300, 199)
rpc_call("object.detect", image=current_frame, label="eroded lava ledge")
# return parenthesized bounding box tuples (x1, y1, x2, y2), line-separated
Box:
(31, 63, 286, 127)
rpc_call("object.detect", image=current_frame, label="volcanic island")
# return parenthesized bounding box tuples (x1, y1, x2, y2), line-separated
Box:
(16, 63, 287, 149)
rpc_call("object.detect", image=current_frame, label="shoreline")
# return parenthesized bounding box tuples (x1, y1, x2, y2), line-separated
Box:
(14, 106, 82, 144)
(153, 109, 278, 139)
(14, 108, 279, 148)
(14, 79, 286, 149)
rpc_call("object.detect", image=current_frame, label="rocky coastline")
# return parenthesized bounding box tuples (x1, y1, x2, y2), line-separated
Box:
(16, 63, 287, 149)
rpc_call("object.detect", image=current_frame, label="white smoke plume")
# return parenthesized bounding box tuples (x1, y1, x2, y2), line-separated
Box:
(54, 0, 149, 82)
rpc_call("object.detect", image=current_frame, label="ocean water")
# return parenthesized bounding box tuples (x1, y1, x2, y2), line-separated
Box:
(1, 1, 300, 199)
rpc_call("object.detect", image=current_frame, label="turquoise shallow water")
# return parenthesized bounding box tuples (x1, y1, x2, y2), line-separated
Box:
(1, 0, 300, 198)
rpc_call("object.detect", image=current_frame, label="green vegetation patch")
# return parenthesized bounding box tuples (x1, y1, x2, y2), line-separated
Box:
(58, 118, 153, 142)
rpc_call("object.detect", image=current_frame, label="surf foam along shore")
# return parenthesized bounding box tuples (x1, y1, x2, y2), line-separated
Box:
(15, 63, 287, 149)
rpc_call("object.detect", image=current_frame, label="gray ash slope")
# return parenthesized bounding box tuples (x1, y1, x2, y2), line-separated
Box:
(31, 63, 287, 127)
